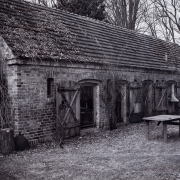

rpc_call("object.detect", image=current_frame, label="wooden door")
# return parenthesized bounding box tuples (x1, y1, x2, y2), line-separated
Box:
(129, 81, 142, 123)
(80, 86, 94, 127)
(56, 81, 80, 138)
(154, 81, 168, 115)
(142, 81, 153, 117)
(115, 92, 122, 122)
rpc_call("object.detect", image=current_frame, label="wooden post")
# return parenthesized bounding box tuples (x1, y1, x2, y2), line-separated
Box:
(0, 128, 15, 155)
(121, 85, 127, 124)
(179, 120, 180, 137)
(163, 122, 167, 143)
(146, 121, 149, 141)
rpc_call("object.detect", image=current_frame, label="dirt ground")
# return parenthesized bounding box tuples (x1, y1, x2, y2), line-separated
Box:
(1, 122, 180, 180)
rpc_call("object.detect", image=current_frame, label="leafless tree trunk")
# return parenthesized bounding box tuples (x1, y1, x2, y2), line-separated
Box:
(27, 0, 57, 7)
(105, 0, 180, 43)
(105, 0, 141, 30)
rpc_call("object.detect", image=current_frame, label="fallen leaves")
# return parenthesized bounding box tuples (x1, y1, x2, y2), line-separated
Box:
(1, 122, 180, 179)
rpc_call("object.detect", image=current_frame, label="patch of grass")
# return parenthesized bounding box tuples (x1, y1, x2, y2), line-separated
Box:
(1, 122, 180, 180)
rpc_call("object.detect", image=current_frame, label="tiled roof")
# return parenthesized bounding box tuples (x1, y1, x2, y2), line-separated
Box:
(0, 0, 180, 70)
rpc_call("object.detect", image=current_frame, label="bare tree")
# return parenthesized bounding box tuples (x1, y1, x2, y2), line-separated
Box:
(137, 0, 158, 36)
(25, 0, 106, 21)
(26, 0, 57, 7)
(57, 0, 105, 21)
(139, 0, 180, 43)
(105, 0, 180, 44)
(105, 0, 141, 30)
(153, 0, 180, 43)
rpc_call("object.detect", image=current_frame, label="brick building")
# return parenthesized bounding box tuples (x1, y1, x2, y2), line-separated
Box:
(1, 0, 180, 144)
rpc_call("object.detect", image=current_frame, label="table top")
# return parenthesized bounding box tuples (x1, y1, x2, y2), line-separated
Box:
(142, 115, 180, 122)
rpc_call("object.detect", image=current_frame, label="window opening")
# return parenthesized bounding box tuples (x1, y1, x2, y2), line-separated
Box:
(47, 78, 54, 98)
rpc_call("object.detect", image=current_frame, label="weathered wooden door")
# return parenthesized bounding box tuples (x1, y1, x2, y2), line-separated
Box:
(142, 81, 153, 117)
(115, 92, 122, 122)
(154, 81, 168, 115)
(175, 83, 180, 114)
(166, 81, 178, 114)
(80, 86, 94, 127)
(129, 81, 142, 123)
(56, 81, 80, 138)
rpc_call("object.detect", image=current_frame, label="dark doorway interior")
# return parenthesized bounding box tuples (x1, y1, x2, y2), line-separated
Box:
(80, 86, 94, 127)
(115, 93, 123, 122)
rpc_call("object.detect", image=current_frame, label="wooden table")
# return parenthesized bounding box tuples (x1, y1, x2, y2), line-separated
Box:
(142, 115, 180, 143)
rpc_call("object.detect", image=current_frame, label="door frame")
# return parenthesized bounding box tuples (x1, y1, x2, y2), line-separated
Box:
(78, 79, 101, 128)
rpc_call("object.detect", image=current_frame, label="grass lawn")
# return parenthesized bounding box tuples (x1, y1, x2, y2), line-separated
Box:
(1, 122, 180, 180)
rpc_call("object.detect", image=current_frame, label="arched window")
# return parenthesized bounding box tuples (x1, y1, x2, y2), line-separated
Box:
(47, 78, 54, 98)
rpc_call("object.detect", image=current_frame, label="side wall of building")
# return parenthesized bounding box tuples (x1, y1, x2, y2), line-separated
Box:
(6, 59, 180, 143)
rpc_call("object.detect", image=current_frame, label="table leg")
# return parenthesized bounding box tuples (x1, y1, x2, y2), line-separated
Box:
(146, 121, 149, 141)
(163, 122, 167, 143)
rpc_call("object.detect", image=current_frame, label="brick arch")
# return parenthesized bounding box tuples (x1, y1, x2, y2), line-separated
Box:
(166, 80, 176, 85)
(142, 79, 153, 84)
(78, 79, 102, 85)
(77, 72, 101, 82)
(44, 69, 57, 79)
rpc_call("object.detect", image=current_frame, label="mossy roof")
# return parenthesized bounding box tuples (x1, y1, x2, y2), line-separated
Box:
(0, 0, 180, 70)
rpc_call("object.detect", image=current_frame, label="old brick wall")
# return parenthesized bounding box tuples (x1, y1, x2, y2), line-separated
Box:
(5, 60, 108, 142)
(6, 65, 54, 143)
(6, 59, 180, 142)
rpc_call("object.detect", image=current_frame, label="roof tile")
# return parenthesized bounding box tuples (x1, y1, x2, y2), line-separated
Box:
(0, 0, 180, 70)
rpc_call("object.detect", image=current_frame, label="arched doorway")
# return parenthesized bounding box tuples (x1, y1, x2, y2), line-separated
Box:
(78, 79, 101, 128)
(80, 85, 94, 127)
